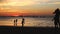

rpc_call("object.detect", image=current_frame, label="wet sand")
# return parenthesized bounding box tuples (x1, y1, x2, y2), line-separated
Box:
(0, 26, 60, 34)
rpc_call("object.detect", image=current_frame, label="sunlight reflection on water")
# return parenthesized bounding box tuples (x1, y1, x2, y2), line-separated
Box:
(0, 17, 54, 27)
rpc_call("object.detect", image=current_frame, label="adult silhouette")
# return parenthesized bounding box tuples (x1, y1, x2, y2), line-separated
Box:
(53, 8, 60, 28)
(21, 17, 25, 27)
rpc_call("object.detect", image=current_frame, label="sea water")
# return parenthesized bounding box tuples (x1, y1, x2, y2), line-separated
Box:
(0, 17, 54, 27)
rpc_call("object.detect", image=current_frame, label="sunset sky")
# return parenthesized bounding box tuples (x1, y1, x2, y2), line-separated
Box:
(0, 0, 60, 16)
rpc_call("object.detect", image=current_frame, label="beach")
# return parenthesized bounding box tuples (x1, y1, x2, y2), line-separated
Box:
(0, 17, 60, 34)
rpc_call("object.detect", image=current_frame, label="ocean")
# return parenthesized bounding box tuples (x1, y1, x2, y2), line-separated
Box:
(0, 16, 54, 27)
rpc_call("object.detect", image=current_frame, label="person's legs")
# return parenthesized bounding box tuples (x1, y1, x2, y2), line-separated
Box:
(22, 23, 24, 27)
(54, 21, 58, 28)
(14, 22, 16, 26)
(15, 22, 17, 26)
(58, 22, 60, 28)
(14, 20, 15, 26)
(15, 22, 16, 26)
(14, 22, 15, 26)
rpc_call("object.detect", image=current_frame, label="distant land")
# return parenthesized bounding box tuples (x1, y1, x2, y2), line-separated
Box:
(0, 15, 53, 18)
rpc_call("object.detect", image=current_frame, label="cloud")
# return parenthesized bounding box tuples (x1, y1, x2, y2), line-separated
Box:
(46, 0, 60, 4)
(0, 0, 3, 2)
(0, 0, 60, 7)
(0, 0, 50, 6)
(0, 0, 35, 6)
(48, 2, 60, 4)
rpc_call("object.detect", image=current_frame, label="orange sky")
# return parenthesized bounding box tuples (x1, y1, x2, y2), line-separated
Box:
(0, 0, 60, 16)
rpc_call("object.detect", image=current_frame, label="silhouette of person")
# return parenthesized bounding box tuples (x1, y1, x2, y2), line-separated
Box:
(21, 17, 25, 27)
(53, 8, 60, 28)
(14, 19, 18, 26)
(14, 19, 16, 26)
(15, 19, 18, 26)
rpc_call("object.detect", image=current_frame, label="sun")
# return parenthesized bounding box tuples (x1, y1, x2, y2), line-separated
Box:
(12, 14, 19, 16)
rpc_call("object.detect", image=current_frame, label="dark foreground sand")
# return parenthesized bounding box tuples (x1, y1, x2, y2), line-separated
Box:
(0, 26, 60, 34)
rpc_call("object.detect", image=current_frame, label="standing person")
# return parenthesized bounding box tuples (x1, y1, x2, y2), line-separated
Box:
(14, 19, 16, 26)
(52, 8, 60, 28)
(15, 19, 18, 26)
(14, 19, 18, 26)
(21, 17, 25, 27)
